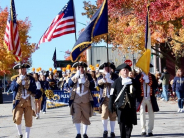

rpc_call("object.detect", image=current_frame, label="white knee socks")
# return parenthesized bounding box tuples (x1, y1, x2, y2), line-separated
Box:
(102, 119, 108, 131)
(25, 127, 30, 138)
(16, 124, 22, 135)
(75, 123, 81, 134)
(110, 121, 116, 132)
(83, 124, 88, 134)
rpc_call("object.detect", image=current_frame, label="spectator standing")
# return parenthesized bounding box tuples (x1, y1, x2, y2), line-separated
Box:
(160, 67, 170, 101)
(172, 69, 184, 112)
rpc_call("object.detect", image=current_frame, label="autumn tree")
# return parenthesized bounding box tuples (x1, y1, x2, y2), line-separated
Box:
(0, 7, 35, 76)
(82, 0, 184, 69)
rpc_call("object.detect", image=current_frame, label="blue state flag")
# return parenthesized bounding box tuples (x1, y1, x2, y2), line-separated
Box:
(70, 0, 108, 62)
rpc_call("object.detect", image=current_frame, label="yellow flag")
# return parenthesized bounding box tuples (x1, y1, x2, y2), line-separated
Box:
(136, 49, 151, 75)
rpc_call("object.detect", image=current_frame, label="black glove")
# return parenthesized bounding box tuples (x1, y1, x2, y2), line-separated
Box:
(90, 101, 94, 108)
(69, 100, 73, 107)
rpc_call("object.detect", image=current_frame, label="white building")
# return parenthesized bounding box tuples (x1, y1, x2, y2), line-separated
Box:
(86, 46, 159, 73)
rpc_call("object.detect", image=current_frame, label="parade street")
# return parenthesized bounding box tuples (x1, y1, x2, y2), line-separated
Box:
(0, 93, 184, 138)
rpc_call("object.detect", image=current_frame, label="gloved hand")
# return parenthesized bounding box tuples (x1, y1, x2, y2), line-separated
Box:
(90, 101, 94, 108)
(75, 70, 81, 79)
(69, 100, 73, 107)
(106, 78, 114, 84)
(22, 80, 25, 85)
(105, 73, 110, 79)
(81, 78, 85, 84)
(78, 78, 82, 84)
(142, 73, 149, 83)
(19, 75, 25, 80)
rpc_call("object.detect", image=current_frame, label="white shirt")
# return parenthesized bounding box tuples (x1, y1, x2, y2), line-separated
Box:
(21, 82, 29, 99)
(36, 81, 41, 90)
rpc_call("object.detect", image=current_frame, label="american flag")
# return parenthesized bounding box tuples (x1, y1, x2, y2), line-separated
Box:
(4, 0, 21, 61)
(36, 0, 76, 49)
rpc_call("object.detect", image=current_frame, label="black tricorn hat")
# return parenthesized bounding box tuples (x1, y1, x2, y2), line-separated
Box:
(110, 62, 116, 70)
(72, 61, 88, 68)
(116, 63, 131, 72)
(13, 63, 30, 70)
(99, 62, 116, 70)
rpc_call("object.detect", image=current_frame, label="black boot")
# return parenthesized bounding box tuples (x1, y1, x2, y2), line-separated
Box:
(110, 132, 115, 138)
(83, 134, 88, 138)
(19, 135, 23, 138)
(103, 131, 108, 138)
(76, 134, 81, 138)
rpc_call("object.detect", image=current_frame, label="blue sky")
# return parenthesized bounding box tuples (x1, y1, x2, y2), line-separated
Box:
(1, 0, 101, 71)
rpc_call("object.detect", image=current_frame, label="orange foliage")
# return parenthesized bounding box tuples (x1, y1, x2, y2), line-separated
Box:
(0, 7, 35, 76)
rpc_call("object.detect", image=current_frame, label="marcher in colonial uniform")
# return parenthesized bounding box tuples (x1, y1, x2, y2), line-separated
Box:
(135, 64, 159, 137)
(68, 62, 95, 138)
(109, 63, 137, 138)
(97, 62, 119, 138)
(40, 71, 49, 114)
(10, 63, 36, 138)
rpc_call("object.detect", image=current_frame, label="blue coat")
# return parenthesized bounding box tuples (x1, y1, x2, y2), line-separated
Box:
(172, 76, 184, 93)
(10, 75, 36, 109)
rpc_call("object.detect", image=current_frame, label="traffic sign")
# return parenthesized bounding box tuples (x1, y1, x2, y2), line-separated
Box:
(124, 59, 132, 66)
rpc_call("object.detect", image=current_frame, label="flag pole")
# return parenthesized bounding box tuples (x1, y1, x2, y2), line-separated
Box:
(106, 0, 109, 63)
(72, 0, 77, 42)
(107, 35, 109, 63)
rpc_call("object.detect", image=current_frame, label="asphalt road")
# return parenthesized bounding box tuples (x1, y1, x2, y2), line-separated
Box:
(0, 94, 184, 138)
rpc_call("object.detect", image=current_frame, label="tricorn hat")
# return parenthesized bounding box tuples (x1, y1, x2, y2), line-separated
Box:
(72, 61, 88, 68)
(13, 63, 30, 70)
(116, 63, 131, 72)
(99, 62, 116, 70)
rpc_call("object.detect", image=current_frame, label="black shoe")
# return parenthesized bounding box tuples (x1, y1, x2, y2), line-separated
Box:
(76, 134, 81, 138)
(148, 133, 153, 136)
(103, 131, 108, 138)
(83, 134, 88, 138)
(19, 135, 23, 138)
(110, 132, 115, 138)
(141, 132, 146, 137)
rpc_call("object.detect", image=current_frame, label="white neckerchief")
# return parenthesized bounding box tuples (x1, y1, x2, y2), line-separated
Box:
(21, 87, 29, 99)
(76, 75, 88, 96)
(121, 76, 132, 85)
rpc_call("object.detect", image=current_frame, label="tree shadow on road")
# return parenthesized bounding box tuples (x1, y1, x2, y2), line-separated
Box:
(91, 133, 184, 138)
(153, 133, 184, 137)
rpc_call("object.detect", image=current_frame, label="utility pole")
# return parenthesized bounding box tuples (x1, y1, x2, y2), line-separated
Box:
(4, 74, 6, 92)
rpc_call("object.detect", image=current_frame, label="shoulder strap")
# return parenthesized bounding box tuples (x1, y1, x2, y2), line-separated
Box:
(114, 84, 126, 103)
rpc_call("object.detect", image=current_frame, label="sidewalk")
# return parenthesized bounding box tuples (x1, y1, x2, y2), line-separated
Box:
(0, 94, 184, 138)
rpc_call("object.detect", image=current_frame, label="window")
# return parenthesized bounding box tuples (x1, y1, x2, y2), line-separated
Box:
(96, 60, 100, 64)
